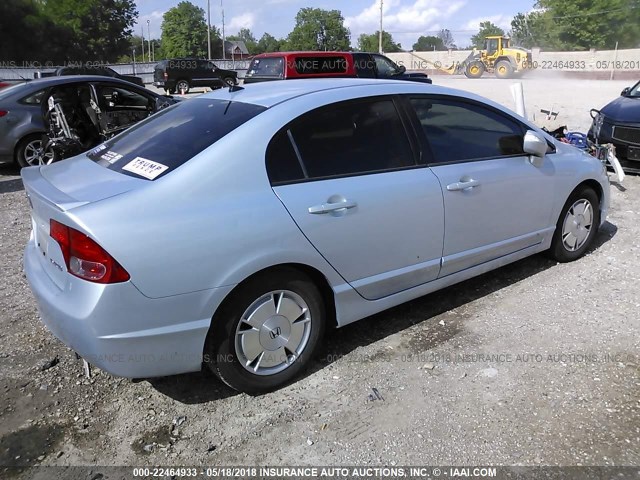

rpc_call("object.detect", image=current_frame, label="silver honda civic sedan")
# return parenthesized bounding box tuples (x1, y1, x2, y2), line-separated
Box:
(22, 79, 610, 393)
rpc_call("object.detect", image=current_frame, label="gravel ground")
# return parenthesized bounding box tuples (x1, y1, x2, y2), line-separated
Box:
(0, 78, 639, 477)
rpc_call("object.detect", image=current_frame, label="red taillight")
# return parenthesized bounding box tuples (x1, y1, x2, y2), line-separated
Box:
(0, 110, 8, 117)
(163, 72, 168, 80)
(50, 220, 70, 263)
(49, 220, 130, 284)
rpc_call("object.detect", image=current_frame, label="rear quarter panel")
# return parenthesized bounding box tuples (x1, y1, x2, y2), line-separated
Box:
(0, 102, 45, 157)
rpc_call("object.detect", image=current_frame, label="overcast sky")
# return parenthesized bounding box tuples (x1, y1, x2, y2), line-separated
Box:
(133, 0, 535, 49)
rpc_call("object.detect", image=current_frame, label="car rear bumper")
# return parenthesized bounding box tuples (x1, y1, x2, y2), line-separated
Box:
(24, 236, 234, 378)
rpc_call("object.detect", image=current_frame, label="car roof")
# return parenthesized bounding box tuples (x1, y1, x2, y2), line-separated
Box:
(200, 78, 460, 108)
(7, 75, 142, 89)
(44, 75, 141, 84)
(0, 75, 156, 102)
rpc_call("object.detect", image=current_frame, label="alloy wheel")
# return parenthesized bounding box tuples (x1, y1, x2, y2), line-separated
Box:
(23, 140, 55, 166)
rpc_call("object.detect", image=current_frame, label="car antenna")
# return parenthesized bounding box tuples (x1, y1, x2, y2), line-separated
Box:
(10, 68, 28, 81)
(229, 84, 244, 92)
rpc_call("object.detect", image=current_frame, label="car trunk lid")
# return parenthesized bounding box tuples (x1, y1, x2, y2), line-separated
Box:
(35, 155, 146, 209)
(22, 157, 145, 288)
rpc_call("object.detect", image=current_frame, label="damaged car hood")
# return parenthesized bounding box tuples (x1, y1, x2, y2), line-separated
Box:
(601, 95, 640, 123)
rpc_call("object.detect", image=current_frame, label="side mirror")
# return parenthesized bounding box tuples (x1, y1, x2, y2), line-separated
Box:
(156, 97, 170, 109)
(621, 87, 631, 96)
(523, 130, 547, 167)
(397, 65, 406, 74)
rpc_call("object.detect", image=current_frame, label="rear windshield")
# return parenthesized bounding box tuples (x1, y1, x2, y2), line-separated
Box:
(294, 56, 349, 74)
(246, 57, 284, 78)
(87, 98, 266, 180)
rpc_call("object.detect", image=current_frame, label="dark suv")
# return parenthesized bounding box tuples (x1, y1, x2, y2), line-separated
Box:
(153, 59, 238, 94)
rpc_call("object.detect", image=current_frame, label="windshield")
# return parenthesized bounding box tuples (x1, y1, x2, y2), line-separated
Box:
(626, 80, 640, 97)
(246, 57, 284, 77)
(87, 98, 267, 180)
(374, 55, 400, 77)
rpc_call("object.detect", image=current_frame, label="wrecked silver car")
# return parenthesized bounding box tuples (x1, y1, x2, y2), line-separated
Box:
(0, 76, 178, 167)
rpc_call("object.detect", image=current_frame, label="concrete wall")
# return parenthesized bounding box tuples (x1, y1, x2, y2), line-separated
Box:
(386, 48, 640, 80)
(2, 49, 638, 82)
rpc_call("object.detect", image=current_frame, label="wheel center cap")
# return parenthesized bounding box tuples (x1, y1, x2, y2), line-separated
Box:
(259, 315, 291, 351)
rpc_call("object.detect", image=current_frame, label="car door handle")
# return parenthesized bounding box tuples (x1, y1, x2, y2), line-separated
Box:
(446, 179, 480, 191)
(308, 200, 358, 215)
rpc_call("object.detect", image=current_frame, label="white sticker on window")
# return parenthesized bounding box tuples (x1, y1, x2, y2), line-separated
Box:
(101, 151, 123, 164)
(90, 144, 107, 155)
(122, 157, 168, 180)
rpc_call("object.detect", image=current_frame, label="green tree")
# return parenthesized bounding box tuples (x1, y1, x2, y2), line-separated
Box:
(210, 26, 224, 58)
(534, 0, 640, 50)
(437, 29, 456, 49)
(255, 33, 283, 54)
(41, 0, 137, 61)
(161, 1, 208, 58)
(286, 8, 351, 51)
(227, 28, 258, 54)
(510, 11, 559, 49)
(412, 35, 446, 51)
(470, 21, 505, 49)
(117, 35, 144, 62)
(118, 36, 165, 63)
(357, 31, 402, 52)
(0, 0, 52, 62)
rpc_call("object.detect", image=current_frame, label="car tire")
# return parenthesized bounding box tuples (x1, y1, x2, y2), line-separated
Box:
(494, 60, 514, 79)
(205, 268, 326, 394)
(464, 60, 485, 79)
(15, 134, 54, 168)
(549, 186, 601, 262)
(223, 76, 237, 87)
(175, 80, 190, 94)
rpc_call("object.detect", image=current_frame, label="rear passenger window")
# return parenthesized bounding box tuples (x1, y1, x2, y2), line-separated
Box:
(410, 98, 525, 164)
(266, 131, 305, 184)
(21, 89, 45, 105)
(289, 98, 415, 179)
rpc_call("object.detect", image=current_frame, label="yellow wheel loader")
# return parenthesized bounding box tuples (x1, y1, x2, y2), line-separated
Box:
(449, 36, 532, 79)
